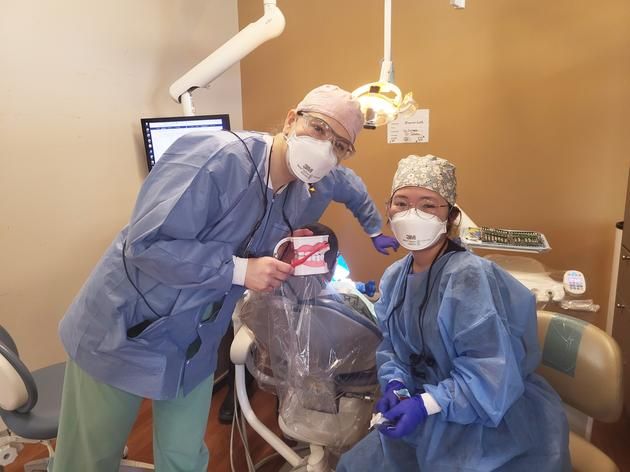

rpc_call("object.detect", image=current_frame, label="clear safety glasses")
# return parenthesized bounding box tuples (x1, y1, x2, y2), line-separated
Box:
(297, 111, 356, 160)
(388, 199, 450, 218)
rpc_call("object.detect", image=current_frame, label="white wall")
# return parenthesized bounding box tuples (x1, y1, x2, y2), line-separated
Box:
(0, 1, 243, 370)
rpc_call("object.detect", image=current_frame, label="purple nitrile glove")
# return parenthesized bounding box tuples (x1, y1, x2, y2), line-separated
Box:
(378, 394, 428, 438)
(371, 234, 400, 255)
(375, 380, 406, 414)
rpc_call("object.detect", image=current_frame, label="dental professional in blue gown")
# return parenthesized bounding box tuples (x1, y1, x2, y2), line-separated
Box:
(337, 155, 571, 472)
(52, 84, 367, 472)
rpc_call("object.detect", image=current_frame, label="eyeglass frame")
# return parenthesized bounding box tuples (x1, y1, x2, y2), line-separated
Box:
(296, 111, 356, 160)
(386, 198, 451, 218)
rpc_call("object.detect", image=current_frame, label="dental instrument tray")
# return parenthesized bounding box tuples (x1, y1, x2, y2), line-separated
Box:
(461, 226, 551, 253)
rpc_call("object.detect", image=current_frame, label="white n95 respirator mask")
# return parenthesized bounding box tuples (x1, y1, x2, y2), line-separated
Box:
(390, 210, 447, 251)
(286, 133, 338, 184)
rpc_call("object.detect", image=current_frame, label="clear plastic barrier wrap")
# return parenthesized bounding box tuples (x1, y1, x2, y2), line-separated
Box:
(237, 275, 382, 450)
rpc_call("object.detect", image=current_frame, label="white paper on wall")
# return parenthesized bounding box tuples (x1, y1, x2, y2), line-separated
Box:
(387, 109, 429, 144)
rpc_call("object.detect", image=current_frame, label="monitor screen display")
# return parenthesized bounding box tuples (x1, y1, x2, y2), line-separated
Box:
(141, 114, 230, 171)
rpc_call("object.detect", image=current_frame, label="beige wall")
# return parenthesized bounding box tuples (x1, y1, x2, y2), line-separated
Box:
(0, 1, 242, 369)
(2, 0, 629, 371)
(239, 0, 630, 327)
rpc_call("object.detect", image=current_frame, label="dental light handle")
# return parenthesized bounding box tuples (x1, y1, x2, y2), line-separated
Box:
(169, 1, 285, 107)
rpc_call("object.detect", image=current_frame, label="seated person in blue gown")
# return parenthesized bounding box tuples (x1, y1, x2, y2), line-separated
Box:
(337, 155, 571, 472)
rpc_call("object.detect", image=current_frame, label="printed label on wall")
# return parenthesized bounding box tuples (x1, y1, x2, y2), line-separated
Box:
(387, 109, 429, 144)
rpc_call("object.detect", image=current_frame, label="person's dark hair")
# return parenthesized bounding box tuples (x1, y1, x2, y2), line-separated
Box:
(446, 205, 461, 237)
(302, 223, 339, 273)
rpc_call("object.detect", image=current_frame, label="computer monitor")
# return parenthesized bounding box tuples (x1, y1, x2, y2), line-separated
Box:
(141, 114, 230, 171)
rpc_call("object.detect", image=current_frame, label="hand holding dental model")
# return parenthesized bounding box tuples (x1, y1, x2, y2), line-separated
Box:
(244, 257, 294, 292)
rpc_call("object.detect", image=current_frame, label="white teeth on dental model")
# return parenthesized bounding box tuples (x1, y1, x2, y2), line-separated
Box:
(296, 252, 324, 262)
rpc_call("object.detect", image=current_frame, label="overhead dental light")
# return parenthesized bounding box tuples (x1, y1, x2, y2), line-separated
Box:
(353, 0, 465, 128)
(169, 0, 285, 116)
(352, 0, 417, 129)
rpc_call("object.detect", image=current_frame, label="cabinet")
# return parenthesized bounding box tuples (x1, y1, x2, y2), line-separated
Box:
(612, 171, 630, 415)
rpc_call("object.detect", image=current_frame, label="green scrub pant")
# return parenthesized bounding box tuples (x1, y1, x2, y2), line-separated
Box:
(50, 360, 214, 472)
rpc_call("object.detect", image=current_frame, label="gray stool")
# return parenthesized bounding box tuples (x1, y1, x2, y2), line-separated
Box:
(0, 325, 153, 471)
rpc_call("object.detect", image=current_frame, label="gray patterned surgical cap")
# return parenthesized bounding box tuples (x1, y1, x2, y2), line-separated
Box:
(391, 154, 457, 205)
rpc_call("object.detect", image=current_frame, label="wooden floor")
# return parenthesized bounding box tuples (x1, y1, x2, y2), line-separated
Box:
(6, 382, 289, 472)
(6, 383, 630, 472)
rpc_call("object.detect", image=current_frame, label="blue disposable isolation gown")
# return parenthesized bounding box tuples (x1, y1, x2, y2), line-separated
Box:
(337, 244, 571, 471)
(59, 131, 313, 400)
(295, 166, 382, 236)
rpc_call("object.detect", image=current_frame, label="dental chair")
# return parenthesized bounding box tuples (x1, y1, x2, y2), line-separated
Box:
(231, 290, 382, 471)
(536, 311, 623, 472)
(0, 325, 153, 471)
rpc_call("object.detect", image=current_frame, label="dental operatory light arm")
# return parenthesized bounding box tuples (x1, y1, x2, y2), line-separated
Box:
(169, 0, 285, 116)
(380, 0, 393, 84)
(354, 0, 463, 128)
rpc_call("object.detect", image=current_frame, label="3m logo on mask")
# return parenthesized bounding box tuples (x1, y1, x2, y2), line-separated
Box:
(406, 234, 416, 240)
(303, 163, 314, 173)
